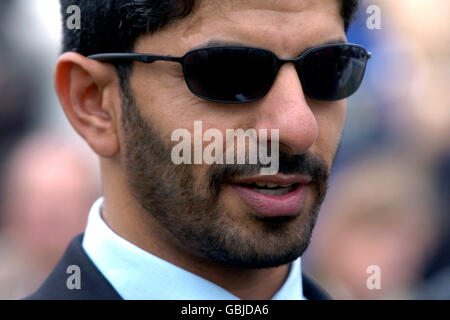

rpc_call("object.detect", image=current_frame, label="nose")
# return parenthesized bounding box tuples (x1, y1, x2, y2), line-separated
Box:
(255, 63, 319, 155)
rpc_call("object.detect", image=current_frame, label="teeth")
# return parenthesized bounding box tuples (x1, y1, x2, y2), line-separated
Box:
(251, 185, 296, 196)
(247, 182, 293, 188)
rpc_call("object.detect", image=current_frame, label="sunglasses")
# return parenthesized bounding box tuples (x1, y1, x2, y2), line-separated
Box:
(88, 43, 371, 104)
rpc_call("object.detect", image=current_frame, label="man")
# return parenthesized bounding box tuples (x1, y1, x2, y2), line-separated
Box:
(28, 0, 369, 300)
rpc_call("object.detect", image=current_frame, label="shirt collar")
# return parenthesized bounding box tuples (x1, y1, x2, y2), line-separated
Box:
(82, 197, 305, 300)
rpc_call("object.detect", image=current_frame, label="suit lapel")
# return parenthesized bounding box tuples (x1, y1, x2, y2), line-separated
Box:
(302, 273, 331, 300)
(26, 234, 121, 300)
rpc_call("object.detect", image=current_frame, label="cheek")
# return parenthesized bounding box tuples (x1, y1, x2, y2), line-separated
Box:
(312, 101, 346, 163)
(130, 67, 204, 138)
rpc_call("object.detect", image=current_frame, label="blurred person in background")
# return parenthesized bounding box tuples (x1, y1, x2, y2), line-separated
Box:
(304, 152, 443, 299)
(413, 152, 450, 300)
(302, 0, 449, 299)
(0, 0, 40, 171)
(378, 0, 450, 294)
(0, 132, 100, 299)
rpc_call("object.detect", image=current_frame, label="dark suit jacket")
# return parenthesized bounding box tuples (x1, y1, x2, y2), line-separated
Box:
(26, 234, 331, 300)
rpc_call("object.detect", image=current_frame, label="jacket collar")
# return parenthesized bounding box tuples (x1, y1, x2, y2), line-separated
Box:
(27, 234, 331, 300)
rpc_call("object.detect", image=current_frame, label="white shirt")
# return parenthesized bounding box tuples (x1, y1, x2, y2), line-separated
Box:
(82, 197, 306, 300)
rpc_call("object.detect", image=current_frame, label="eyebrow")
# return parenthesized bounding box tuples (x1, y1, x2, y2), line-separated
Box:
(191, 39, 245, 50)
(192, 38, 348, 53)
(320, 38, 348, 46)
(205, 39, 244, 47)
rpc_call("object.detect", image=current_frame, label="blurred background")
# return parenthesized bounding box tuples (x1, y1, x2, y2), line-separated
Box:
(0, 0, 101, 299)
(0, 0, 448, 299)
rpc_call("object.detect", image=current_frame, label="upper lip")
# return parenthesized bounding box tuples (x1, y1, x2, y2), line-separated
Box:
(229, 174, 312, 186)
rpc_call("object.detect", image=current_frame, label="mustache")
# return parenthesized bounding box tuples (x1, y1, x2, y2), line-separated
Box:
(209, 151, 330, 195)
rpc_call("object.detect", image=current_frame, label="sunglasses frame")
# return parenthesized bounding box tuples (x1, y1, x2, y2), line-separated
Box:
(88, 43, 371, 104)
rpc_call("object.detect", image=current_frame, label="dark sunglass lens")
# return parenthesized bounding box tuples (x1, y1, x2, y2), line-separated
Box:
(298, 45, 369, 101)
(183, 47, 277, 103)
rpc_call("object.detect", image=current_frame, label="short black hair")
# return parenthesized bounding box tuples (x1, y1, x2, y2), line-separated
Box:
(60, 0, 359, 55)
(60, 0, 360, 87)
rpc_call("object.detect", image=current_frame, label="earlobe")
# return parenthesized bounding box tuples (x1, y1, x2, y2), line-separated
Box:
(54, 52, 120, 157)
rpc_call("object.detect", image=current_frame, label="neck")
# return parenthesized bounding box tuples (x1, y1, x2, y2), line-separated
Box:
(101, 165, 290, 299)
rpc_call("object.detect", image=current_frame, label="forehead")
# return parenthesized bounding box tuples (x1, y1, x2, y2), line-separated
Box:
(136, 0, 345, 56)
(196, 0, 342, 20)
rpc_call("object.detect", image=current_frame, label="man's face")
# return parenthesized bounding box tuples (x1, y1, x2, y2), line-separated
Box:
(120, 0, 347, 268)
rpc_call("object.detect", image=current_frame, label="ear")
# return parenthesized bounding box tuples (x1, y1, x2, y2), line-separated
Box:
(54, 52, 121, 157)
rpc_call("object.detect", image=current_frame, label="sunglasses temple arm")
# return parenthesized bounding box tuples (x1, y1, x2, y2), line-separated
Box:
(87, 53, 183, 64)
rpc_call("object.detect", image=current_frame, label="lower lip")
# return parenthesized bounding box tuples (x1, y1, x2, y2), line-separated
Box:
(230, 183, 309, 217)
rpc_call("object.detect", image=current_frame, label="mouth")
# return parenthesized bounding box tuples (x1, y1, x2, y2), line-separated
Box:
(228, 175, 311, 218)
(236, 182, 299, 196)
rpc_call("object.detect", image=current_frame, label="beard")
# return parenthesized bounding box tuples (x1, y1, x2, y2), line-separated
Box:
(120, 86, 332, 269)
